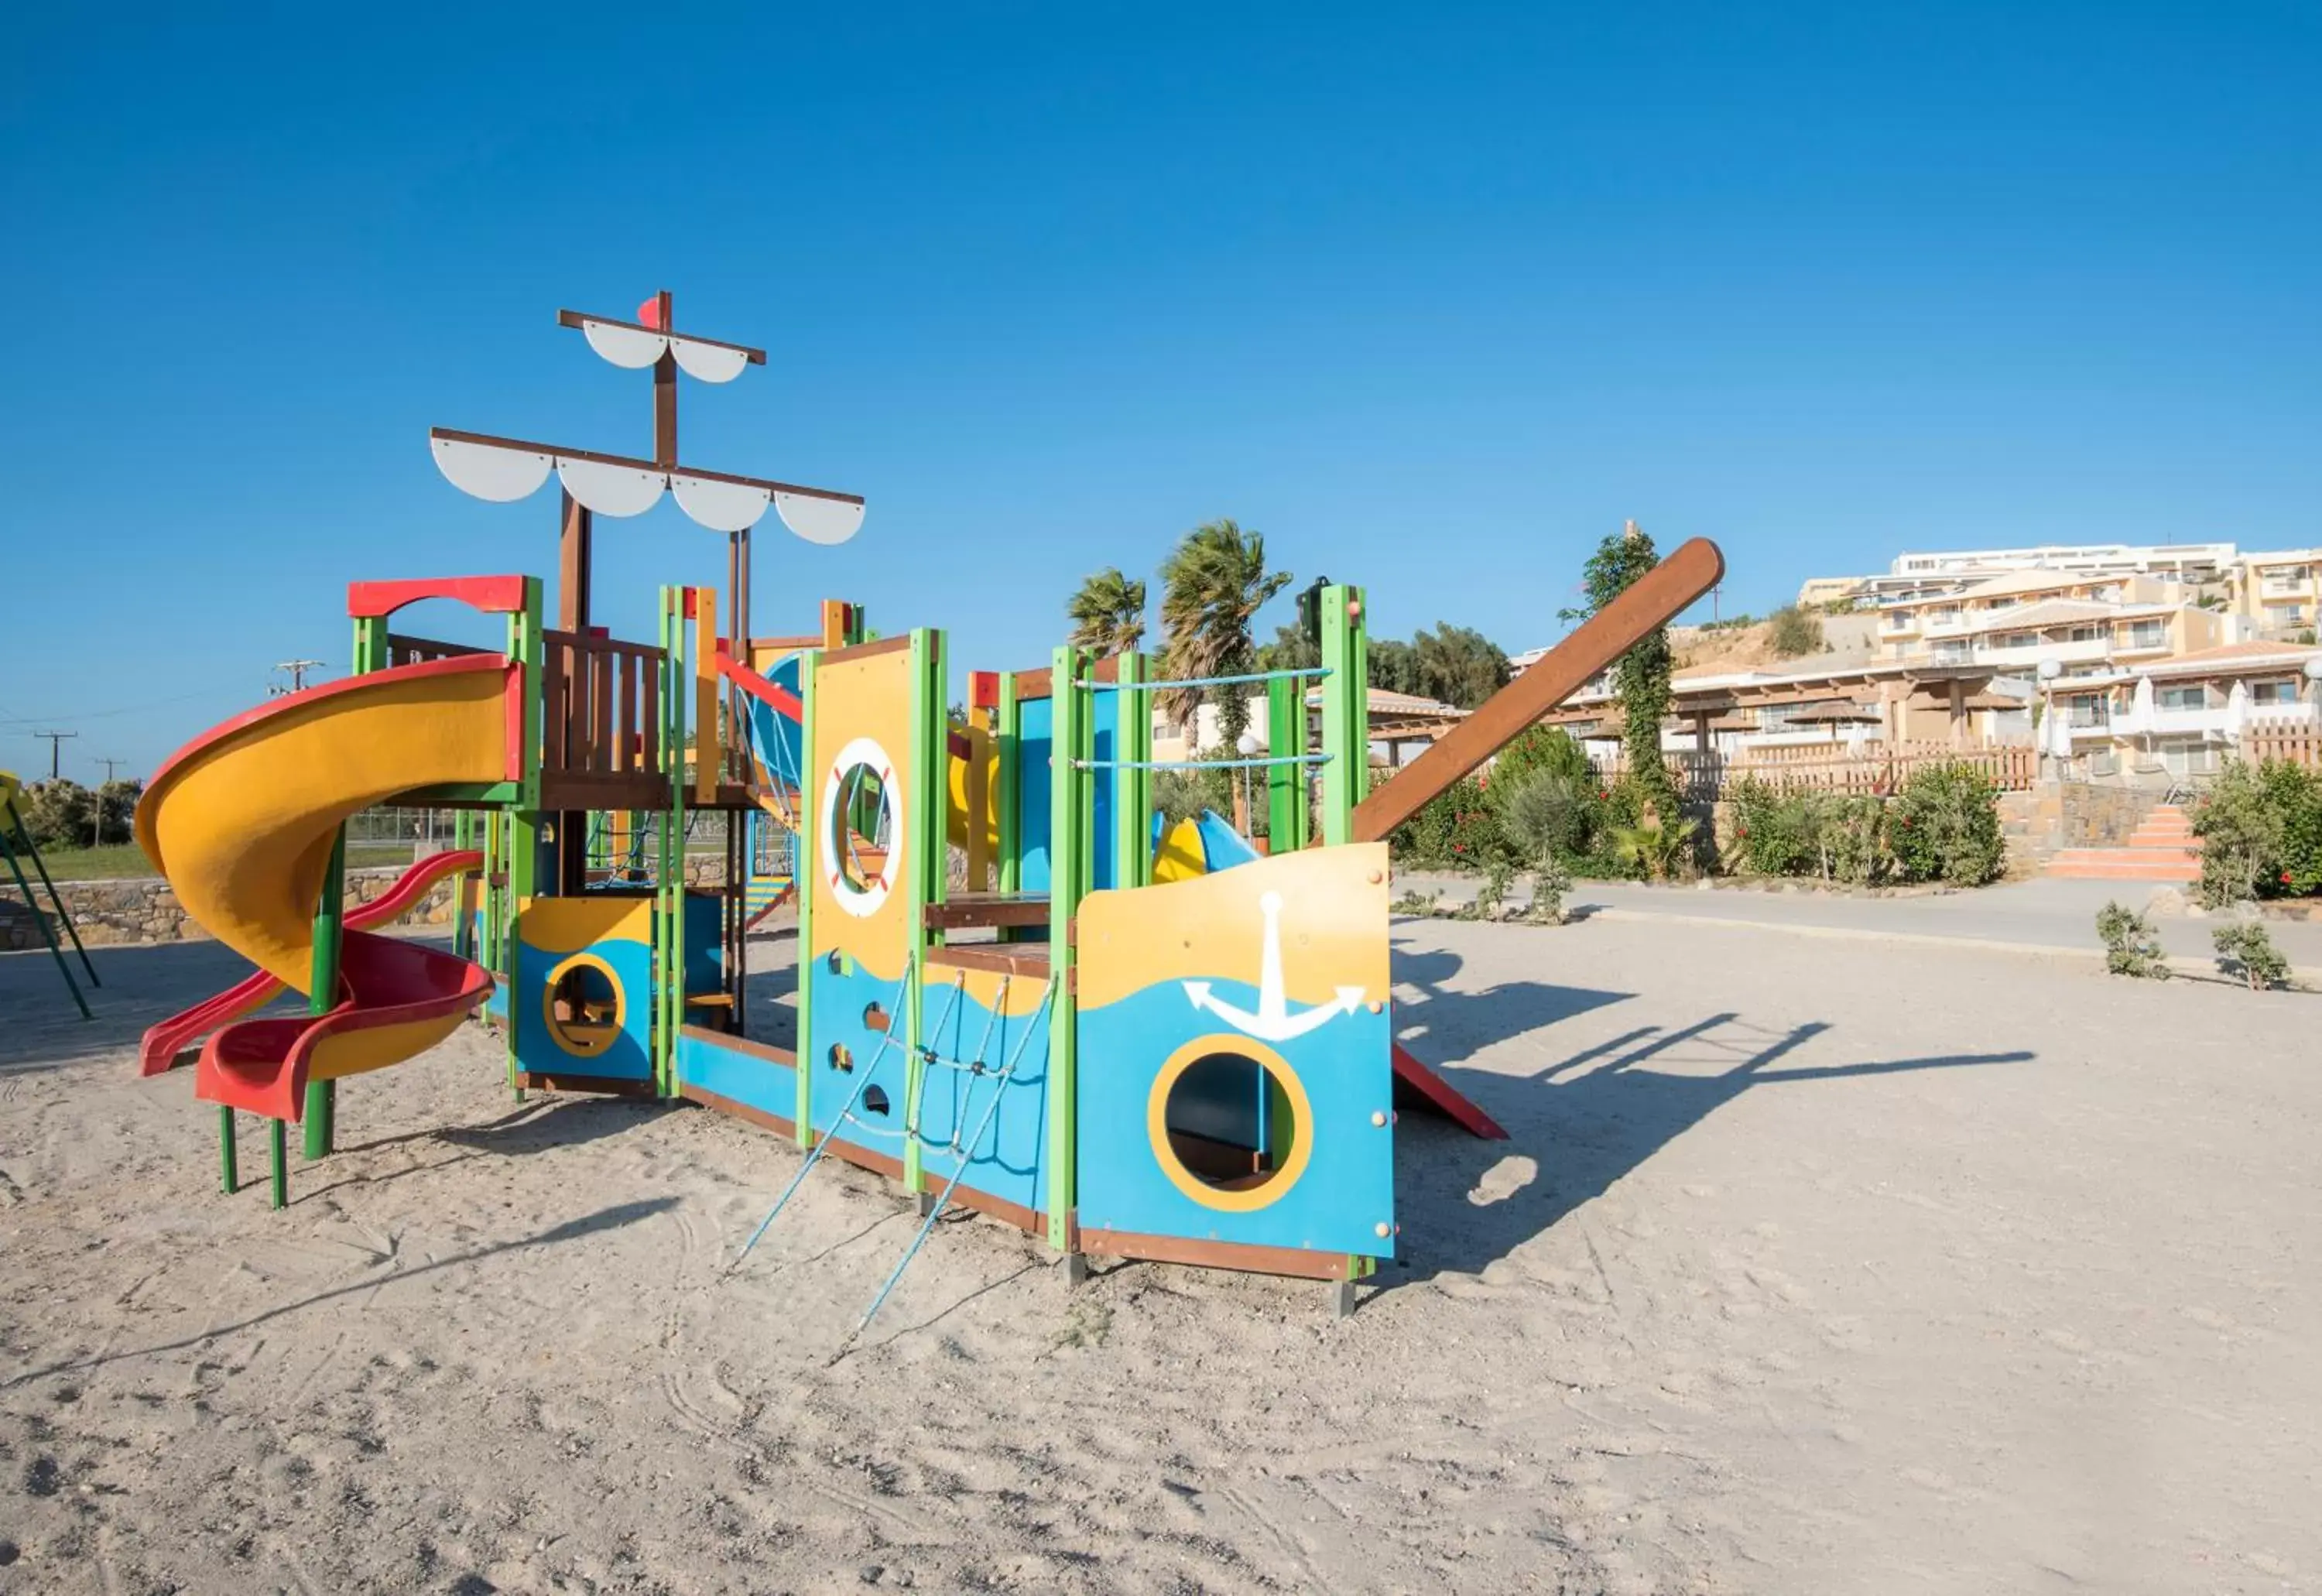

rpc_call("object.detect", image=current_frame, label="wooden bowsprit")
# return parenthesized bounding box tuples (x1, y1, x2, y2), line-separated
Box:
(1360, 537, 1726, 1140)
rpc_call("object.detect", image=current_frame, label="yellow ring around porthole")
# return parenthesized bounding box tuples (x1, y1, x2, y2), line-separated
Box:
(541, 952, 625, 1060)
(1146, 1034, 1314, 1214)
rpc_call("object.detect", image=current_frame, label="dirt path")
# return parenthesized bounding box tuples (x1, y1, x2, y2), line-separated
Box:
(2, 921, 2314, 1593)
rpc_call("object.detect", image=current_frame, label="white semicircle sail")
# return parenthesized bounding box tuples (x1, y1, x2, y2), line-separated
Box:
(670, 337, 749, 384)
(557, 457, 667, 518)
(583, 320, 670, 369)
(774, 491, 865, 546)
(433, 437, 553, 502)
(672, 474, 772, 532)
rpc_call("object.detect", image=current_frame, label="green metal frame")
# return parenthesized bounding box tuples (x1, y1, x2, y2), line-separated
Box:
(1266, 675, 1310, 852)
(902, 628, 943, 1194)
(1112, 652, 1152, 888)
(1318, 584, 1368, 846)
(1044, 645, 1084, 1250)
(0, 793, 95, 1021)
(504, 580, 544, 1101)
(793, 644, 820, 1147)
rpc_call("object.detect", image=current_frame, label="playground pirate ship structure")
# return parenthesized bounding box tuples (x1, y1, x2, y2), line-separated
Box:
(133, 292, 1724, 1323)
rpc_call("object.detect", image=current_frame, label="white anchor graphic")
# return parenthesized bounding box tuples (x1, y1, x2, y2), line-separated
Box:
(1183, 891, 1365, 1043)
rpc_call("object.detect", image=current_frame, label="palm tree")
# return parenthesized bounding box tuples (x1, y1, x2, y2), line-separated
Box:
(1065, 567, 1148, 656)
(1157, 519, 1291, 746)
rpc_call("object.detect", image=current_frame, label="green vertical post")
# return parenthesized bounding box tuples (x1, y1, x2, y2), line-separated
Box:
(452, 808, 476, 961)
(1320, 585, 1367, 847)
(902, 628, 940, 1195)
(660, 587, 691, 1099)
(269, 1118, 288, 1210)
(504, 581, 543, 1101)
(995, 670, 1020, 897)
(1267, 675, 1307, 853)
(217, 1107, 238, 1194)
(1044, 645, 1082, 1252)
(793, 647, 819, 1149)
(301, 826, 346, 1159)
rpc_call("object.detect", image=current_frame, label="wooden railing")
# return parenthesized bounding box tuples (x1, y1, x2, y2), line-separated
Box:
(1591, 741, 2039, 800)
(541, 629, 666, 801)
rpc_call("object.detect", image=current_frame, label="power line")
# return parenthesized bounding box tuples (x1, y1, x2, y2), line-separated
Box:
(95, 757, 128, 784)
(32, 730, 77, 779)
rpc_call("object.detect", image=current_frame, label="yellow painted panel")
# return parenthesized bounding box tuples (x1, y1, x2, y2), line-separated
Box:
(1077, 843, 1390, 1012)
(516, 895, 653, 954)
(808, 647, 915, 982)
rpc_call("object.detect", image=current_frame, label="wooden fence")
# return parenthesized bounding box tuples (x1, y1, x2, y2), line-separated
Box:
(1592, 741, 2039, 800)
(2243, 722, 2322, 769)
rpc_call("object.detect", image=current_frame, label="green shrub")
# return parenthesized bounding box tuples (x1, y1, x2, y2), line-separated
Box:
(1766, 605, 1824, 658)
(2191, 759, 2322, 906)
(1818, 795, 1888, 885)
(1525, 857, 1572, 924)
(2211, 920, 2290, 991)
(1726, 776, 1819, 876)
(1459, 858, 1519, 920)
(1889, 762, 2005, 885)
(1387, 776, 1506, 868)
(1724, 781, 1889, 885)
(14, 780, 98, 851)
(1611, 816, 1698, 882)
(2097, 901, 2170, 979)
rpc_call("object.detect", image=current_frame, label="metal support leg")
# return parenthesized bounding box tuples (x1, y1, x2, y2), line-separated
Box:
(218, 1107, 238, 1194)
(1063, 1252, 1091, 1287)
(269, 1119, 289, 1210)
(1331, 1279, 1358, 1320)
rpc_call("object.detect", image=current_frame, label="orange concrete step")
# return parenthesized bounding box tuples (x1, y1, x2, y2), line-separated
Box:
(2046, 851, 2201, 881)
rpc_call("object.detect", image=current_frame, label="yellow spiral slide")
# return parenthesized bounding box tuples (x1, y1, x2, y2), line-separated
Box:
(135, 656, 515, 1121)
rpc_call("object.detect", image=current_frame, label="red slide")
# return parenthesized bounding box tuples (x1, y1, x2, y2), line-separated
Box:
(137, 848, 483, 1077)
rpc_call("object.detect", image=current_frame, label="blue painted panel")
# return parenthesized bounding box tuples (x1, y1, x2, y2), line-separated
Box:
(677, 1029, 798, 1124)
(1017, 697, 1051, 893)
(1076, 979, 1396, 1258)
(681, 890, 723, 998)
(1014, 691, 1120, 892)
(912, 981, 1053, 1218)
(514, 933, 654, 1081)
(1091, 690, 1118, 891)
(804, 957, 916, 1161)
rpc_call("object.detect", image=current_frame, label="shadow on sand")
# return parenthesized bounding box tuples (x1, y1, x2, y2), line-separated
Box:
(1384, 936, 2033, 1293)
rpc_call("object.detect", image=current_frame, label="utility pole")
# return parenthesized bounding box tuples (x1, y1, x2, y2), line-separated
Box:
(94, 757, 127, 848)
(32, 730, 76, 779)
(269, 659, 327, 697)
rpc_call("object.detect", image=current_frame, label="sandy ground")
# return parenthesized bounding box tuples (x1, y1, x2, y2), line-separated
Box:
(2, 916, 2317, 1595)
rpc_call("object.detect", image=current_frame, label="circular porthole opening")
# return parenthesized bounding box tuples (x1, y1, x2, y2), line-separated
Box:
(543, 956, 623, 1059)
(829, 762, 894, 896)
(1151, 1042, 1311, 1208)
(819, 737, 903, 918)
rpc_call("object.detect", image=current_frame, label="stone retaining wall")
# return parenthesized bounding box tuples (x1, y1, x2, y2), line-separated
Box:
(0, 866, 464, 953)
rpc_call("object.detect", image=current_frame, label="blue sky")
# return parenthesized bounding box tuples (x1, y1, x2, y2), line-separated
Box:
(4, 3, 2317, 778)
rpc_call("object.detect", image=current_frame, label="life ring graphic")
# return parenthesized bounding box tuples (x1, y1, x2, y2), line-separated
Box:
(820, 735, 902, 919)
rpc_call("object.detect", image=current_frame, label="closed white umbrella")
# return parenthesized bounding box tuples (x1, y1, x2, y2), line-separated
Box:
(2224, 678, 2250, 745)
(2047, 695, 2077, 758)
(2126, 675, 2156, 735)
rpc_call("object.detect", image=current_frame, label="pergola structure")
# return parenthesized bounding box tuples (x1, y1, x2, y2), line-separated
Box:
(1536, 660, 2026, 750)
